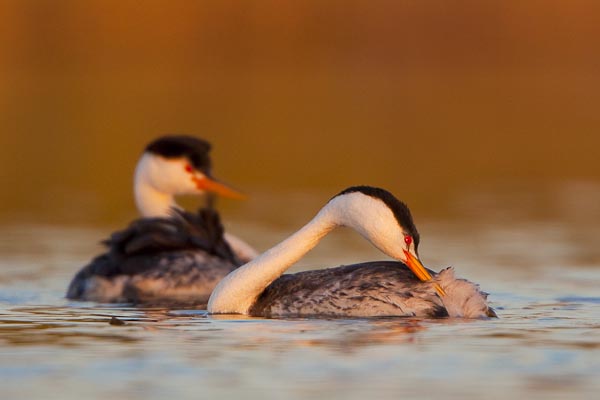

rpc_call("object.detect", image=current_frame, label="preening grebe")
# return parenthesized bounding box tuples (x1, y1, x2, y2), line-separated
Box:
(67, 135, 258, 305)
(208, 186, 496, 318)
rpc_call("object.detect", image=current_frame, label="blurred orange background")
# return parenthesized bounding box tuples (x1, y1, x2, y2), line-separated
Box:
(1, 0, 599, 224)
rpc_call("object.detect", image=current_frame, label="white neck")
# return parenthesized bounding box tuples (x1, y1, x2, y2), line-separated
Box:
(207, 192, 410, 314)
(134, 154, 179, 218)
(134, 180, 178, 218)
(208, 207, 336, 314)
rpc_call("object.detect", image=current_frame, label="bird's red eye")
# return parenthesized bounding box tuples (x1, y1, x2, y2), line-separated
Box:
(184, 164, 194, 173)
(404, 235, 412, 246)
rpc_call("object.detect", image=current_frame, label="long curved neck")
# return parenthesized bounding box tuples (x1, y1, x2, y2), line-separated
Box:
(208, 207, 337, 314)
(134, 155, 178, 218)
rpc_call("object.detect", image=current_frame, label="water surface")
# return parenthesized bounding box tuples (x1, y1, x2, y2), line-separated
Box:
(1, 193, 599, 400)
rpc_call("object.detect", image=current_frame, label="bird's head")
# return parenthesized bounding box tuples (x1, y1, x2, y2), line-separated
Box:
(135, 135, 244, 199)
(327, 186, 442, 293)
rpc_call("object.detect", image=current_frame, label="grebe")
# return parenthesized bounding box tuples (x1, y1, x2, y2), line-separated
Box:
(208, 186, 496, 318)
(67, 135, 258, 305)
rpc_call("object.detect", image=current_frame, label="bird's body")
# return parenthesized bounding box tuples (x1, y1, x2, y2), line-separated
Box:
(209, 186, 495, 319)
(249, 262, 491, 318)
(67, 135, 256, 305)
(249, 261, 447, 318)
(67, 208, 242, 305)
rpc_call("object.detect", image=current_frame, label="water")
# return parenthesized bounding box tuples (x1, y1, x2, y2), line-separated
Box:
(1, 197, 599, 400)
(3, 2, 599, 397)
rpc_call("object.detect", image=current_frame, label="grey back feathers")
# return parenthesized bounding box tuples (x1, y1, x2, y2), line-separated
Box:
(250, 261, 448, 318)
(66, 207, 242, 305)
(102, 207, 239, 268)
(249, 261, 496, 319)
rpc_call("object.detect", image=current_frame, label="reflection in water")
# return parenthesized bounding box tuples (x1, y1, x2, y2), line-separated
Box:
(1, 191, 600, 400)
(1, 293, 599, 400)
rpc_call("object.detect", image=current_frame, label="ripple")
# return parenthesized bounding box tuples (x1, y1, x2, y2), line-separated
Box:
(556, 296, 600, 304)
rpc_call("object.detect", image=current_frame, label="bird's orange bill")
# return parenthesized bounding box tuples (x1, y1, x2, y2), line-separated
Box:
(192, 176, 246, 200)
(402, 249, 446, 297)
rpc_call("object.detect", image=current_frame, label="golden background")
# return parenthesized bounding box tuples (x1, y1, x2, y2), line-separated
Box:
(1, 0, 599, 224)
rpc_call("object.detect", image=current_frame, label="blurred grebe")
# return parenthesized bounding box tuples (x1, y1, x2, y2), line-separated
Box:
(208, 186, 496, 318)
(67, 135, 258, 305)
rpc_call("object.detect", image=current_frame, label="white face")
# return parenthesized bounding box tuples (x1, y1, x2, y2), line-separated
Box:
(330, 192, 417, 263)
(135, 153, 206, 195)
